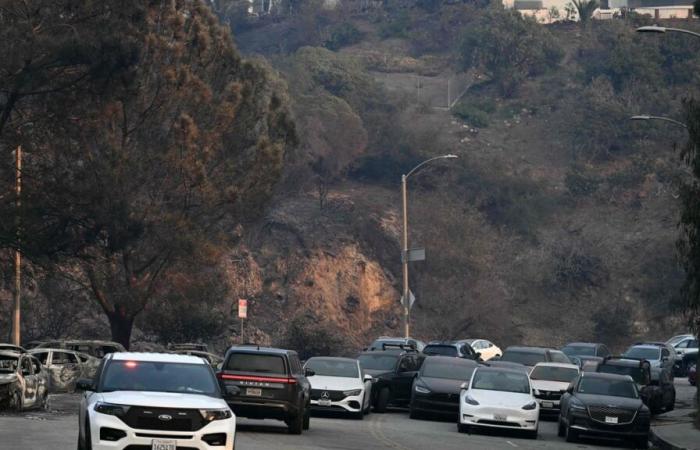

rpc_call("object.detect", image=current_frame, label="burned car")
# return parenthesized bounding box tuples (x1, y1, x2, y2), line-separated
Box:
(34, 340, 125, 359)
(0, 343, 26, 354)
(0, 351, 49, 411)
(168, 342, 209, 352)
(29, 349, 100, 393)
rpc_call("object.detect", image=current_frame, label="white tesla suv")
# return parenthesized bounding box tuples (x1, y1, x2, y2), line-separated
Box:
(459, 366, 539, 439)
(77, 352, 236, 450)
(304, 357, 372, 419)
(529, 362, 580, 414)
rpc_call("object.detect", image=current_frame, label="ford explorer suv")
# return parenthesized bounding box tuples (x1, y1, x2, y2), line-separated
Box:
(76, 352, 236, 450)
(218, 345, 312, 434)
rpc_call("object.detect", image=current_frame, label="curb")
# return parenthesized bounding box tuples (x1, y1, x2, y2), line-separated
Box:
(650, 426, 687, 450)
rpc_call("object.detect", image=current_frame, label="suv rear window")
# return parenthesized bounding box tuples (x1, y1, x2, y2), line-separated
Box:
(424, 345, 458, 357)
(226, 353, 286, 374)
(501, 350, 546, 366)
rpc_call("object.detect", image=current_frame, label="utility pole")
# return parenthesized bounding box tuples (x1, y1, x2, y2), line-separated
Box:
(401, 174, 410, 338)
(12, 146, 21, 346)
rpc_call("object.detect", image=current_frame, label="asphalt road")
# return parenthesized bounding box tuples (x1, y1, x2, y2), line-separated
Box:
(0, 380, 694, 450)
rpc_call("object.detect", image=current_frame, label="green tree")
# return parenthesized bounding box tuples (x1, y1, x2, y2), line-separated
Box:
(0, 1, 295, 348)
(570, 0, 599, 24)
(460, 7, 563, 97)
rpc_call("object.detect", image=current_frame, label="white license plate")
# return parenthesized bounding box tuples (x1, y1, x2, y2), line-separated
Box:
(246, 388, 262, 397)
(605, 416, 618, 424)
(494, 414, 507, 421)
(152, 439, 177, 450)
(318, 399, 332, 407)
(542, 401, 554, 408)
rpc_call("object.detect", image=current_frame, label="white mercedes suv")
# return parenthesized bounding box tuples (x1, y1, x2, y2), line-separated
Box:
(304, 356, 373, 419)
(77, 352, 236, 450)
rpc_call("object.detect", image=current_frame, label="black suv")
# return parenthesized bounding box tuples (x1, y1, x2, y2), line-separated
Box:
(559, 372, 650, 448)
(596, 356, 675, 414)
(218, 346, 312, 434)
(500, 346, 571, 367)
(423, 342, 480, 360)
(358, 347, 424, 412)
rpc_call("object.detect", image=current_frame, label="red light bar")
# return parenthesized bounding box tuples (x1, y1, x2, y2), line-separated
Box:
(124, 361, 138, 368)
(218, 374, 296, 384)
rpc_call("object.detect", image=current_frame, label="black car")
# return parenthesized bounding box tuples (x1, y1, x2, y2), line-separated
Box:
(596, 356, 675, 414)
(409, 356, 478, 420)
(483, 360, 530, 373)
(358, 348, 424, 412)
(559, 372, 650, 448)
(423, 342, 480, 360)
(366, 337, 426, 352)
(561, 342, 610, 368)
(675, 350, 698, 376)
(500, 346, 571, 367)
(218, 346, 312, 434)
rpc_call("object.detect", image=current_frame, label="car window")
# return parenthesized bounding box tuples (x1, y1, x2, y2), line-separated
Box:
(290, 355, 302, 375)
(424, 345, 458, 357)
(102, 360, 218, 396)
(21, 357, 33, 375)
(358, 354, 399, 371)
(661, 348, 670, 358)
(561, 345, 596, 357)
(599, 346, 610, 357)
(624, 347, 660, 361)
(225, 353, 287, 375)
(0, 354, 19, 373)
(31, 358, 41, 374)
(33, 352, 49, 365)
(53, 352, 78, 365)
(550, 352, 570, 364)
(471, 370, 530, 394)
(421, 359, 476, 380)
(501, 350, 546, 366)
(530, 366, 579, 382)
(305, 358, 359, 378)
(577, 377, 638, 398)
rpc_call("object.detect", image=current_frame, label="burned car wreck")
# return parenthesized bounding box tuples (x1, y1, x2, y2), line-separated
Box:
(29, 349, 100, 393)
(0, 351, 49, 411)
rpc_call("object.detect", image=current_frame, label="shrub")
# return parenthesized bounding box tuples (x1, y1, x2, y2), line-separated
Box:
(452, 103, 490, 128)
(325, 22, 364, 51)
(565, 168, 600, 197)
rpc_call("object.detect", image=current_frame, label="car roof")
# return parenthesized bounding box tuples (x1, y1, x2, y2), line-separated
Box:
(505, 346, 553, 353)
(425, 343, 459, 347)
(307, 356, 358, 363)
(533, 362, 579, 369)
(563, 342, 600, 347)
(582, 371, 634, 381)
(628, 344, 661, 350)
(226, 346, 293, 356)
(110, 352, 206, 364)
(423, 355, 478, 365)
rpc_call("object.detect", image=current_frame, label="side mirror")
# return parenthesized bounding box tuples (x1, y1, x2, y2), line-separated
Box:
(225, 385, 241, 397)
(566, 386, 574, 394)
(305, 368, 315, 377)
(364, 374, 373, 382)
(75, 378, 95, 392)
(460, 382, 469, 390)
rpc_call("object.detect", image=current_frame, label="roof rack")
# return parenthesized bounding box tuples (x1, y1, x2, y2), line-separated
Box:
(381, 343, 417, 352)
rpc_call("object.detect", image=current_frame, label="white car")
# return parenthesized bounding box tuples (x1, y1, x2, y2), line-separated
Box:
(673, 336, 698, 357)
(529, 363, 580, 414)
(304, 357, 372, 419)
(458, 339, 502, 361)
(459, 366, 539, 439)
(77, 352, 236, 450)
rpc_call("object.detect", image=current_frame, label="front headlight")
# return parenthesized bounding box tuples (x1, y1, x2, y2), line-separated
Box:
(522, 401, 537, 410)
(569, 402, 586, 412)
(464, 394, 479, 406)
(343, 389, 362, 397)
(414, 385, 430, 394)
(95, 402, 130, 417)
(199, 408, 233, 421)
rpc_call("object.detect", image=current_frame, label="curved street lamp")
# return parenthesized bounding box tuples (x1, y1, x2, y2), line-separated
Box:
(401, 154, 458, 338)
(636, 25, 700, 39)
(629, 115, 688, 129)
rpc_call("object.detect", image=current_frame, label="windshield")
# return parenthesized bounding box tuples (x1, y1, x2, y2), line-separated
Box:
(422, 360, 475, 380)
(101, 361, 218, 396)
(424, 345, 458, 357)
(530, 366, 579, 382)
(0, 355, 18, 373)
(597, 365, 647, 384)
(359, 354, 398, 371)
(306, 358, 359, 378)
(225, 353, 286, 374)
(562, 346, 595, 357)
(501, 350, 546, 366)
(623, 347, 660, 361)
(577, 377, 638, 398)
(471, 370, 530, 394)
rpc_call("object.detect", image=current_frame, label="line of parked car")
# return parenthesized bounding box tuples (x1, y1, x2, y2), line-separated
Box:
(1, 333, 695, 450)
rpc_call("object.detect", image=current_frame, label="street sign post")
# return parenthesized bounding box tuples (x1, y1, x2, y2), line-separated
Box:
(401, 248, 426, 263)
(238, 299, 247, 343)
(400, 290, 416, 310)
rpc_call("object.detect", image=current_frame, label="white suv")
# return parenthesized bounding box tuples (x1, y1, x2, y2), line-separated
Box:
(77, 352, 236, 450)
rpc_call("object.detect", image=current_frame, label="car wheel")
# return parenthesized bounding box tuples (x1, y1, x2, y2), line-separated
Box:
(84, 418, 93, 450)
(457, 423, 470, 434)
(565, 424, 578, 443)
(525, 429, 538, 440)
(303, 406, 310, 430)
(557, 417, 565, 437)
(9, 390, 23, 412)
(40, 391, 50, 411)
(374, 388, 390, 413)
(409, 405, 422, 420)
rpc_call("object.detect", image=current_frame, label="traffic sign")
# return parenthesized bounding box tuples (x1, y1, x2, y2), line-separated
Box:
(400, 290, 416, 309)
(401, 248, 426, 263)
(238, 299, 248, 319)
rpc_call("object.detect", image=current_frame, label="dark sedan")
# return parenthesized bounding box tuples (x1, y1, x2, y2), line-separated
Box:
(409, 356, 479, 420)
(559, 372, 650, 448)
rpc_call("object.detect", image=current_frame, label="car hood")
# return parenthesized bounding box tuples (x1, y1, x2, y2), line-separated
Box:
(575, 393, 642, 409)
(418, 377, 464, 394)
(531, 380, 569, 392)
(469, 389, 534, 407)
(97, 391, 228, 410)
(309, 375, 362, 391)
(363, 369, 391, 378)
(0, 373, 18, 385)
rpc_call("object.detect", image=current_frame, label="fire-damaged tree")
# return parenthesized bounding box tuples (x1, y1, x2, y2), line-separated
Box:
(677, 97, 700, 413)
(0, 1, 296, 348)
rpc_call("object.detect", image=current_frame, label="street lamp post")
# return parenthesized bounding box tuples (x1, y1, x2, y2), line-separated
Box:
(636, 25, 700, 39)
(629, 115, 688, 129)
(401, 154, 458, 338)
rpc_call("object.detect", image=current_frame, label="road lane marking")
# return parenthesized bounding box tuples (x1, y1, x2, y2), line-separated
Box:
(506, 440, 518, 447)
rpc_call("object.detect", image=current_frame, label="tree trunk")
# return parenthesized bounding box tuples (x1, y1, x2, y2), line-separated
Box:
(107, 311, 134, 350)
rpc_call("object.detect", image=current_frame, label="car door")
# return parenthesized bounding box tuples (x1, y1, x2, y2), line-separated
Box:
(20, 356, 37, 407)
(393, 355, 418, 402)
(50, 351, 81, 392)
(30, 357, 48, 403)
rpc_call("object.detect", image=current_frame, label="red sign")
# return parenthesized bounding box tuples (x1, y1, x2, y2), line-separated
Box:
(238, 299, 248, 319)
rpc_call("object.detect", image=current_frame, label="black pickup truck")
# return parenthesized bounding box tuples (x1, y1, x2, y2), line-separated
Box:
(218, 345, 313, 434)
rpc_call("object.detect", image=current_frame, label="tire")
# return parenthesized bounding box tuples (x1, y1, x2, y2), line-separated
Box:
(565, 424, 578, 443)
(374, 388, 390, 413)
(288, 411, 303, 435)
(557, 418, 565, 437)
(40, 391, 50, 411)
(303, 407, 310, 430)
(84, 418, 93, 450)
(9, 391, 23, 412)
(353, 409, 364, 420)
(634, 437, 649, 449)
(525, 429, 538, 440)
(457, 423, 470, 434)
(409, 406, 422, 420)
